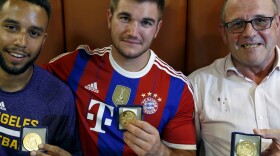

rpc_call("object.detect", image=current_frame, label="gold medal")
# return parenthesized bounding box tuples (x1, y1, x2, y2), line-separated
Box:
(23, 133, 42, 151)
(119, 110, 136, 126)
(236, 140, 257, 156)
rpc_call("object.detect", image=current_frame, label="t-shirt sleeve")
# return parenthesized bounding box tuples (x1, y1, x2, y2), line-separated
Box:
(52, 85, 82, 155)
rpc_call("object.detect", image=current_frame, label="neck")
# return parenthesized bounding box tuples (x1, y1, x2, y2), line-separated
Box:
(0, 66, 34, 92)
(111, 47, 151, 72)
(233, 54, 276, 85)
(238, 67, 272, 85)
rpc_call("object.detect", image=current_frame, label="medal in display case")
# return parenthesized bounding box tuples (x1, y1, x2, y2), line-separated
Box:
(118, 106, 143, 130)
(19, 126, 48, 152)
(230, 132, 261, 156)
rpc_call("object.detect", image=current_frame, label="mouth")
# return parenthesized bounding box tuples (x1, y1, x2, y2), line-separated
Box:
(10, 52, 26, 58)
(122, 38, 141, 44)
(241, 43, 262, 49)
(4, 49, 29, 63)
(6, 47, 28, 58)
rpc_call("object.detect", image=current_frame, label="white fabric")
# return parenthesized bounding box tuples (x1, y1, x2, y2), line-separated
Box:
(188, 47, 280, 156)
(109, 48, 156, 78)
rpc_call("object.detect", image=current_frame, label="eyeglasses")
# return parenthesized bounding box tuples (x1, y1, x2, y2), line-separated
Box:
(224, 16, 275, 34)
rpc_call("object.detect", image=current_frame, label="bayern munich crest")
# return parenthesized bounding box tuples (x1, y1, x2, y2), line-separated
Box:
(141, 92, 162, 114)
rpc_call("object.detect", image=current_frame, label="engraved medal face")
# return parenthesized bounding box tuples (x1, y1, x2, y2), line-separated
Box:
(112, 85, 131, 106)
(236, 140, 257, 156)
(119, 110, 136, 126)
(23, 133, 42, 151)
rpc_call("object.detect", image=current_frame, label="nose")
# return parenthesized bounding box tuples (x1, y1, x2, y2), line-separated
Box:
(126, 21, 138, 37)
(14, 32, 27, 48)
(242, 22, 257, 37)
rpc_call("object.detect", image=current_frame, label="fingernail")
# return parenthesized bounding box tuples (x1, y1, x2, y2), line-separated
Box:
(38, 144, 43, 148)
(30, 151, 36, 156)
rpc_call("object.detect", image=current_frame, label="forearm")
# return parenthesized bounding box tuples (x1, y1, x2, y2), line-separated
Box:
(159, 143, 196, 156)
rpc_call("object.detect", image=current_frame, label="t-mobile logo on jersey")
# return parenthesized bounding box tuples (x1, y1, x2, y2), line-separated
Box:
(87, 99, 114, 133)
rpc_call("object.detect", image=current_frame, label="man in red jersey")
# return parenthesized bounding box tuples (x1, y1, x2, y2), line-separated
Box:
(41, 0, 196, 155)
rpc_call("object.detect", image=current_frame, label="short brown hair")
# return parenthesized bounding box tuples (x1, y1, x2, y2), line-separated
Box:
(110, 0, 165, 20)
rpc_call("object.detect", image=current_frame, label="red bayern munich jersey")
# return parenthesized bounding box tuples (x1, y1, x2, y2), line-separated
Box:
(44, 45, 196, 156)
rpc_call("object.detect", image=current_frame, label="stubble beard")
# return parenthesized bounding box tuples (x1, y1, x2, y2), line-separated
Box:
(0, 47, 41, 75)
(111, 36, 151, 60)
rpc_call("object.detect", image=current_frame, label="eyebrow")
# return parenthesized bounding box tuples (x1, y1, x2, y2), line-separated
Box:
(117, 12, 131, 17)
(254, 14, 273, 18)
(29, 25, 44, 33)
(3, 18, 44, 32)
(2, 18, 19, 25)
(117, 12, 156, 23)
(143, 17, 156, 24)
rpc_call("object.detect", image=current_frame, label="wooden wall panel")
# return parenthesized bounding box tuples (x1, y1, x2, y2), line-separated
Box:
(63, 0, 111, 51)
(36, 0, 65, 64)
(186, 0, 227, 73)
(151, 0, 187, 72)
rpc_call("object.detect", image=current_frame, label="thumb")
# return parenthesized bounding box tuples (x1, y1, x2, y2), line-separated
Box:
(254, 129, 272, 138)
(254, 129, 280, 140)
(253, 129, 266, 136)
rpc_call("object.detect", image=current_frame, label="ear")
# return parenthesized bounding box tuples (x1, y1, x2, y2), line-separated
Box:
(42, 33, 48, 46)
(219, 23, 228, 45)
(275, 13, 280, 30)
(107, 9, 113, 30)
(276, 14, 280, 41)
(153, 20, 163, 38)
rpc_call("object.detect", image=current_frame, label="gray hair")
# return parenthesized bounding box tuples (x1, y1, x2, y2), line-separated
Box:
(220, 0, 279, 23)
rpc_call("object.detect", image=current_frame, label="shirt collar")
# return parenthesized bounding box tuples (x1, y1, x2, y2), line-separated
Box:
(224, 54, 238, 77)
(273, 46, 280, 69)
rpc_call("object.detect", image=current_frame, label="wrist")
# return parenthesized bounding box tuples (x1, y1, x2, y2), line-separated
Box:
(157, 142, 171, 156)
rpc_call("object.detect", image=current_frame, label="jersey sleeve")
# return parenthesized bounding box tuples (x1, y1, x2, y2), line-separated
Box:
(161, 84, 196, 150)
(41, 51, 78, 83)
